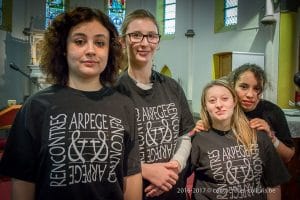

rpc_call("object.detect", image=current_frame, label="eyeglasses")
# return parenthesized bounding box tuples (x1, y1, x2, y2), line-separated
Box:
(125, 32, 161, 44)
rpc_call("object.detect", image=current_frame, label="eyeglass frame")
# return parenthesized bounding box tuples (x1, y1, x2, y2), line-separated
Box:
(124, 32, 161, 44)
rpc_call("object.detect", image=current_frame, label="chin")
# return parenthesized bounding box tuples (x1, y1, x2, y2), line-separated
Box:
(243, 106, 254, 112)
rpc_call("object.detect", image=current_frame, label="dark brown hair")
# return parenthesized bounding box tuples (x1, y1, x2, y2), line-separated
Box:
(40, 7, 122, 86)
(228, 63, 268, 95)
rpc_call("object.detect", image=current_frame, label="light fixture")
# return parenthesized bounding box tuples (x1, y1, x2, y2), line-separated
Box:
(185, 29, 195, 38)
(261, 0, 276, 25)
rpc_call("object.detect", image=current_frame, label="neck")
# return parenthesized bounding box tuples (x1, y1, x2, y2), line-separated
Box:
(128, 65, 152, 84)
(68, 77, 102, 91)
(211, 120, 231, 131)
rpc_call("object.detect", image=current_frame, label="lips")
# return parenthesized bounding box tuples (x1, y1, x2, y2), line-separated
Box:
(82, 60, 97, 64)
(81, 60, 99, 66)
(216, 110, 226, 115)
(137, 51, 150, 56)
(241, 100, 254, 107)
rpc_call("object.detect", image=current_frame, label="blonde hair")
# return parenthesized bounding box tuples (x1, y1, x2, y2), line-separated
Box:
(200, 79, 257, 152)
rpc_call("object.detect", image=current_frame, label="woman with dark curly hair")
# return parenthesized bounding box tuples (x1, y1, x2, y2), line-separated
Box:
(0, 7, 142, 200)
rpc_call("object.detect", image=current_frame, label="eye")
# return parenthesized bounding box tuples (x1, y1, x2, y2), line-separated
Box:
(148, 33, 159, 39)
(222, 97, 229, 101)
(131, 32, 143, 38)
(74, 39, 85, 46)
(148, 34, 155, 39)
(239, 84, 248, 90)
(208, 99, 216, 104)
(95, 40, 106, 47)
(254, 86, 261, 93)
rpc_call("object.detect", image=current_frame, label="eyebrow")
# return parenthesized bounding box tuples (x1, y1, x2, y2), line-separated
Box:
(71, 33, 108, 38)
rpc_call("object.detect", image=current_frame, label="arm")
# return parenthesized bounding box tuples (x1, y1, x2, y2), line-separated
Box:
(144, 159, 181, 197)
(249, 118, 295, 162)
(171, 134, 192, 172)
(272, 138, 295, 163)
(144, 135, 193, 197)
(142, 162, 178, 191)
(267, 185, 281, 200)
(124, 173, 142, 200)
(11, 178, 35, 200)
(193, 120, 208, 133)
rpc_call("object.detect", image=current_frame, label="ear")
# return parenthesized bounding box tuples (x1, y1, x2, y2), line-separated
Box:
(118, 36, 127, 49)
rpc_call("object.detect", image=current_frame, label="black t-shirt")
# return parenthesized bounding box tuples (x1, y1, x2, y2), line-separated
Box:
(116, 70, 195, 200)
(0, 85, 141, 200)
(245, 100, 294, 148)
(191, 129, 291, 200)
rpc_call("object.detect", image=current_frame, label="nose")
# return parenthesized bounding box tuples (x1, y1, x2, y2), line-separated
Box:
(86, 41, 96, 55)
(140, 35, 149, 45)
(215, 99, 223, 108)
(245, 88, 255, 98)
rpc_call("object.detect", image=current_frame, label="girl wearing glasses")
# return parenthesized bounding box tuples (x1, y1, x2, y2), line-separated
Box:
(116, 9, 195, 200)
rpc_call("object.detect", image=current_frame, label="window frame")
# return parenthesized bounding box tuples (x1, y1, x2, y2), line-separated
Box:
(224, 0, 238, 27)
(214, 0, 238, 33)
(157, 0, 176, 40)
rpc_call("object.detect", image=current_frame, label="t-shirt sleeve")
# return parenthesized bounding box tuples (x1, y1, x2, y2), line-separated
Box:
(258, 132, 291, 187)
(123, 100, 141, 177)
(0, 104, 37, 182)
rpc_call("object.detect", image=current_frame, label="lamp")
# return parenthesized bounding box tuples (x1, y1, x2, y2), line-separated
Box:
(261, 0, 276, 25)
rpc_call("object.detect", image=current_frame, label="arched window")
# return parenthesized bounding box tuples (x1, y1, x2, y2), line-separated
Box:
(107, 0, 126, 32)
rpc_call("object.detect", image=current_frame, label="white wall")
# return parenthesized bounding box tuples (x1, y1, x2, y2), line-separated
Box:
(155, 0, 280, 114)
(0, 0, 298, 114)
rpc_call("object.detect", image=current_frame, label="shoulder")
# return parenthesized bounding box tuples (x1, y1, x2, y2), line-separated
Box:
(259, 100, 282, 111)
(152, 71, 184, 96)
(153, 70, 179, 86)
(256, 130, 270, 140)
(114, 71, 132, 96)
(105, 87, 135, 107)
(192, 130, 212, 142)
(23, 85, 60, 106)
(256, 131, 273, 147)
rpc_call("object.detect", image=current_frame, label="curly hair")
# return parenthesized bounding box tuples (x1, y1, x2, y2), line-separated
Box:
(40, 7, 122, 86)
(228, 63, 268, 95)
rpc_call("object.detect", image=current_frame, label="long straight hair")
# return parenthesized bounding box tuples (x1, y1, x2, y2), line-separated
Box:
(200, 79, 257, 152)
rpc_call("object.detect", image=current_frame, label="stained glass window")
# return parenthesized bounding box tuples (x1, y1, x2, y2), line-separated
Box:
(107, 0, 126, 32)
(45, 0, 66, 29)
(224, 0, 238, 26)
(164, 0, 176, 35)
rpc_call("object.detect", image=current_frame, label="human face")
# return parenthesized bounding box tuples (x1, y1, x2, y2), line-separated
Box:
(66, 19, 109, 87)
(205, 85, 235, 129)
(124, 18, 159, 67)
(234, 71, 262, 112)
